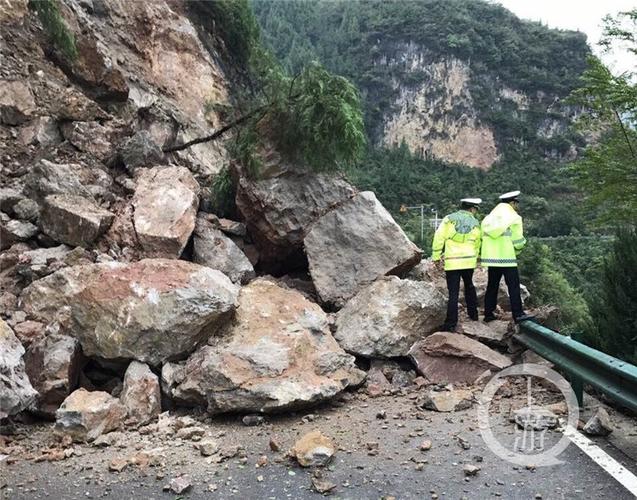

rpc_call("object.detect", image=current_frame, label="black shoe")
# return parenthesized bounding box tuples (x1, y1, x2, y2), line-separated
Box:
(483, 314, 499, 323)
(514, 313, 536, 323)
(469, 314, 479, 321)
(441, 323, 457, 332)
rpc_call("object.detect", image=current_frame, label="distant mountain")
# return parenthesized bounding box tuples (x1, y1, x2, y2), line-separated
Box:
(253, 0, 591, 168)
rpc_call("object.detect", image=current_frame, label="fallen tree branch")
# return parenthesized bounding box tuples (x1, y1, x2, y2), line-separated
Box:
(163, 103, 270, 153)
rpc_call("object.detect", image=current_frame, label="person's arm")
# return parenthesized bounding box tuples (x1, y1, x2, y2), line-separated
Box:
(511, 219, 526, 251)
(474, 225, 482, 260)
(431, 219, 449, 261)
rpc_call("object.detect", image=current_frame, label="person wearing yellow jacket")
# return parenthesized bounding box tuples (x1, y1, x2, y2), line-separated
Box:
(432, 198, 482, 332)
(481, 190, 534, 323)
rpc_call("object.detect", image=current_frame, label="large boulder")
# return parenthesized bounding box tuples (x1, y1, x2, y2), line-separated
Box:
(459, 319, 512, 349)
(20, 259, 239, 366)
(0, 319, 37, 419)
(305, 192, 422, 307)
(193, 216, 255, 284)
(334, 277, 446, 358)
(120, 361, 161, 424)
(132, 167, 200, 258)
(162, 279, 365, 414)
(24, 159, 111, 203)
(0, 79, 35, 125)
(55, 389, 126, 442)
(235, 171, 356, 268)
(59, 121, 117, 162)
(24, 334, 84, 418)
(0, 218, 38, 249)
(408, 332, 512, 384)
(117, 130, 164, 173)
(40, 194, 114, 247)
(19, 116, 62, 147)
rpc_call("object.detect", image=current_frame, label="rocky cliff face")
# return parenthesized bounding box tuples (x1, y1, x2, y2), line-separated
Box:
(379, 48, 498, 169)
(1, 0, 230, 189)
(373, 42, 578, 169)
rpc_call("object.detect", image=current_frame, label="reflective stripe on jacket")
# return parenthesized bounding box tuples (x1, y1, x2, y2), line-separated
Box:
(480, 203, 526, 268)
(431, 210, 481, 270)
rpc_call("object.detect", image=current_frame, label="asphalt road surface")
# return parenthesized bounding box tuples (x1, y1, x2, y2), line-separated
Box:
(1, 384, 636, 500)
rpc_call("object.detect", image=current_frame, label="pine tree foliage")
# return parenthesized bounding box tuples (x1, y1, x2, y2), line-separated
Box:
(269, 62, 365, 171)
(29, 0, 78, 61)
(180, 1, 366, 175)
(591, 229, 637, 363)
(569, 10, 637, 224)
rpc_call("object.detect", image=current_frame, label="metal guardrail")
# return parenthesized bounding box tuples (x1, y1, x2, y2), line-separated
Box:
(514, 321, 637, 412)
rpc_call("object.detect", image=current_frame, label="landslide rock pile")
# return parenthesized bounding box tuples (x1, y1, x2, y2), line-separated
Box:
(0, 0, 527, 439)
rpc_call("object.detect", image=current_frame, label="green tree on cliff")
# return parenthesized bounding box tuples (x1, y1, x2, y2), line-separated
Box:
(174, 0, 365, 176)
(570, 10, 637, 225)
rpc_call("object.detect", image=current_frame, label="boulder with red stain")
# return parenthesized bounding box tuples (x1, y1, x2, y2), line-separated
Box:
(408, 332, 512, 384)
(20, 259, 239, 366)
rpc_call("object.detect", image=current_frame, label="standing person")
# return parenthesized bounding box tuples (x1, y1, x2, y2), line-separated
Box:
(481, 190, 534, 323)
(431, 198, 482, 332)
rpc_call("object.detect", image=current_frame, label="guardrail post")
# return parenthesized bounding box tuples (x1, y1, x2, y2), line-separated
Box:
(569, 332, 584, 407)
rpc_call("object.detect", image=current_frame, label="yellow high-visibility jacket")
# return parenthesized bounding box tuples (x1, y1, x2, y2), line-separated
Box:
(480, 202, 526, 267)
(431, 210, 481, 271)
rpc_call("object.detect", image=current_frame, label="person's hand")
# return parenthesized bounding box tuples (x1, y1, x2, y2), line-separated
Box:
(434, 260, 444, 272)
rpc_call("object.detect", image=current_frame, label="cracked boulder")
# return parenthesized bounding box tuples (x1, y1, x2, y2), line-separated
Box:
(193, 215, 255, 284)
(24, 334, 84, 418)
(335, 276, 446, 358)
(132, 166, 200, 258)
(235, 171, 356, 269)
(20, 259, 239, 366)
(305, 191, 422, 307)
(40, 194, 114, 247)
(55, 388, 127, 442)
(0, 319, 37, 419)
(408, 332, 512, 384)
(162, 279, 365, 414)
(60, 121, 117, 162)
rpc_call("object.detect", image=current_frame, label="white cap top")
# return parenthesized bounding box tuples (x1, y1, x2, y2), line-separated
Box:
(461, 197, 482, 205)
(499, 190, 521, 200)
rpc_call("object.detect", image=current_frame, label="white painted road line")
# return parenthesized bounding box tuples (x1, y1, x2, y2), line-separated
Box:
(564, 425, 637, 497)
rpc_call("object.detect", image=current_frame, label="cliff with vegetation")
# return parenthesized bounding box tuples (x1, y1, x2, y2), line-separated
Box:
(254, 0, 590, 168)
